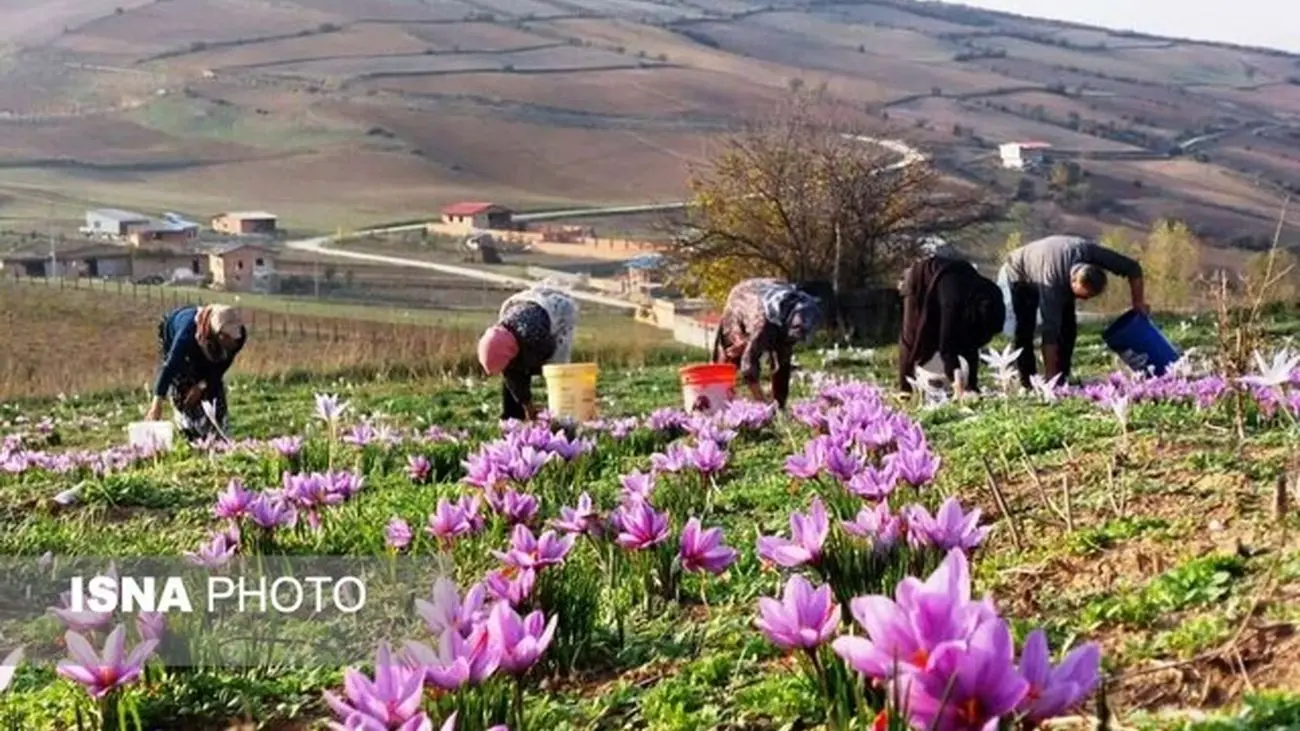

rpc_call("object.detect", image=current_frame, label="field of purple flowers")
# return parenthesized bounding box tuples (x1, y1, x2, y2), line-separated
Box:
(0, 326, 1298, 731)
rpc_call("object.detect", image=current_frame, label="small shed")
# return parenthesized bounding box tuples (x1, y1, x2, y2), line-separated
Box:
(84, 209, 152, 237)
(212, 211, 278, 236)
(206, 243, 276, 292)
(999, 141, 1052, 171)
(441, 202, 513, 232)
(128, 220, 198, 248)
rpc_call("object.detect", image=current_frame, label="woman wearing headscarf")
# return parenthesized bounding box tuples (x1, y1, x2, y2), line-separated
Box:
(898, 255, 1005, 397)
(145, 303, 247, 439)
(713, 278, 822, 409)
(477, 284, 579, 421)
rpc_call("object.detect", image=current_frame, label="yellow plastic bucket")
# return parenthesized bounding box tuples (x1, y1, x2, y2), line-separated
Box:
(542, 363, 599, 422)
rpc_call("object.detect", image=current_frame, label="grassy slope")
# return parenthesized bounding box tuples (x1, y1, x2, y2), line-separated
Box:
(0, 307, 1298, 728)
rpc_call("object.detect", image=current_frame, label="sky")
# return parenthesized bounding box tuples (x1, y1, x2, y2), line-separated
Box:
(950, 0, 1300, 54)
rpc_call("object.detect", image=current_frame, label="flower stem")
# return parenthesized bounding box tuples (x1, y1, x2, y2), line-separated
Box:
(513, 677, 526, 731)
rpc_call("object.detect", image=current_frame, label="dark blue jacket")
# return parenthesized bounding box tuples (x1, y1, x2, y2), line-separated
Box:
(154, 307, 246, 398)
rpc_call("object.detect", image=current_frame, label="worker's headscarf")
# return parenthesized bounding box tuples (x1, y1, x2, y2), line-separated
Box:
(763, 285, 822, 345)
(196, 304, 244, 362)
(478, 325, 520, 376)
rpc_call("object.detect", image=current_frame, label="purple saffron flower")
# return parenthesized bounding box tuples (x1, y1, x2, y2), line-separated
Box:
(619, 470, 655, 501)
(650, 444, 688, 473)
(386, 517, 413, 552)
(785, 439, 826, 480)
(846, 463, 898, 500)
(901, 617, 1029, 731)
(426, 499, 472, 543)
(907, 497, 989, 551)
(492, 524, 576, 570)
(823, 444, 863, 483)
(323, 642, 428, 731)
(404, 620, 501, 690)
(56, 625, 158, 699)
(270, 436, 303, 458)
(841, 500, 903, 549)
(342, 423, 378, 448)
(551, 492, 598, 534)
(49, 565, 117, 633)
(756, 497, 830, 568)
(647, 408, 686, 433)
(407, 455, 432, 484)
(491, 488, 539, 526)
(678, 518, 737, 575)
(832, 548, 997, 681)
(484, 567, 536, 606)
(486, 602, 557, 676)
(213, 479, 255, 521)
(184, 532, 236, 569)
(248, 494, 297, 530)
(1017, 630, 1102, 723)
(755, 574, 840, 651)
(613, 500, 670, 550)
(314, 393, 349, 425)
(457, 495, 485, 533)
(686, 439, 728, 476)
(508, 447, 551, 483)
(609, 417, 638, 439)
(417, 579, 488, 637)
(329, 471, 365, 500)
(461, 453, 504, 490)
(889, 447, 940, 487)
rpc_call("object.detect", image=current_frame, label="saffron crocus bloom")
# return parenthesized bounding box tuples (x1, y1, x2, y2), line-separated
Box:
(270, 436, 303, 458)
(492, 524, 575, 570)
(56, 625, 158, 699)
(508, 446, 551, 483)
(841, 500, 903, 549)
(551, 492, 597, 534)
(135, 612, 166, 643)
(484, 567, 536, 606)
(404, 620, 501, 691)
(457, 495, 485, 533)
(426, 499, 472, 542)
(889, 447, 940, 487)
(386, 517, 413, 552)
(184, 531, 237, 569)
(678, 518, 737, 575)
(756, 497, 830, 568)
(847, 464, 898, 500)
(248, 494, 297, 530)
(613, 500, 670, 550)
(832, 548, 996, 680)
(907, 497, 989, 551)
(417, 579, 488, 637)
(784, 438, 826, 480)
(1017, 630, 1102, 723)
(490, 488, 539, 525)
(823, 444, 863, 483)
(686, 439, 728, 476)
(1241, 348, 1300, 389)
(323, 642, 428, 731)
(902, 617, 1029, 731)
(314, 393, 349, 425)
(619, 470, 655, 501)
(486, 602, 557, 676)
(649, 444, 687, 473)
(754, 574, 839, 651)
(214, 479, 254, 521)
(407, 455, 432, 484)
(50, 566, 116, 632)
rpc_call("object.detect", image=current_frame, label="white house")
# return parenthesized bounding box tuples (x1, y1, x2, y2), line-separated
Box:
(999, 142, 1052, 171)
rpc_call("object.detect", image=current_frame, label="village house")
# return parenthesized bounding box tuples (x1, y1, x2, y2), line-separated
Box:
(999, 141, 1053, 171)
(127, 220, 199, 249)
(440, 202, 513, 232)
(82, 209, 152, 238)
(205, 242, 276, 293)
(211, 211, 278, 236)
(0, 244, 208, 280)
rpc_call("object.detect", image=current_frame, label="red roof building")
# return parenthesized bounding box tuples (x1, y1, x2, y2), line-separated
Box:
(440, 202, 513, 231)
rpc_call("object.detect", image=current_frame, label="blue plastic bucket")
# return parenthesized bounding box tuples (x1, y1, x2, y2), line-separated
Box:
(1101, 309, 1180, 376)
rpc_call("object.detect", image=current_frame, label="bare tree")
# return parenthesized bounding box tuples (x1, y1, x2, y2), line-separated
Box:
(667, 89, 1000, 302)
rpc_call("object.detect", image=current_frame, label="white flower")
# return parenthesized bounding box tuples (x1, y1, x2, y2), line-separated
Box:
(53, 485, 82, 506)
(1030, 373, 1062, 402)
(1110, 394, 1131, 426)
(1240, 348, 1299, 389)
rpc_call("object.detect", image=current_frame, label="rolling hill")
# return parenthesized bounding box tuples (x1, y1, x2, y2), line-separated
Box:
(0, 0, 1298, 259)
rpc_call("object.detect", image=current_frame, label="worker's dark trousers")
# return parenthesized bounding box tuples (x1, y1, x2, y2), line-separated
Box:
(501, 383, 528, 421)
(1010, 283, 1077, 388)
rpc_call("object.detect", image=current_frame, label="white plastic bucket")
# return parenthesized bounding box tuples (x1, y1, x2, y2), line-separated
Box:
(128, 421, 174, 450)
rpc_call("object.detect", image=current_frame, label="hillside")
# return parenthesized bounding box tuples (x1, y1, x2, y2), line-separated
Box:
(1, 0, 1299, 253)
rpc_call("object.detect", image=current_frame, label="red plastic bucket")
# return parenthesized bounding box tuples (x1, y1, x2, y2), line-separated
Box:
(679, 364, 737, 414)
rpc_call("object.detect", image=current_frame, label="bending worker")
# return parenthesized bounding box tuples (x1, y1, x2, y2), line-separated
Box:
(146, 303, 246, 440)
(477, 283, 579, 421)
(1000, 235, 1145, 388)
(898, 254, 1005, 396)
(713, 278, 822, 409)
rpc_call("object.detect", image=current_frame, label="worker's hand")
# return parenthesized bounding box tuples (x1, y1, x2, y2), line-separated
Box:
(145, 399, 164, 422)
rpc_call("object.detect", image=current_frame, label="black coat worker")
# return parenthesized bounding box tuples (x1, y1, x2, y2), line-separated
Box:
(999, 235, 1146, 387)
(898, 256, 1006, 396)
(712, 278, 822, 409)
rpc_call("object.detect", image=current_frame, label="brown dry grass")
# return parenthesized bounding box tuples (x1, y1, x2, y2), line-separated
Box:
(0, 280, 684, 400)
